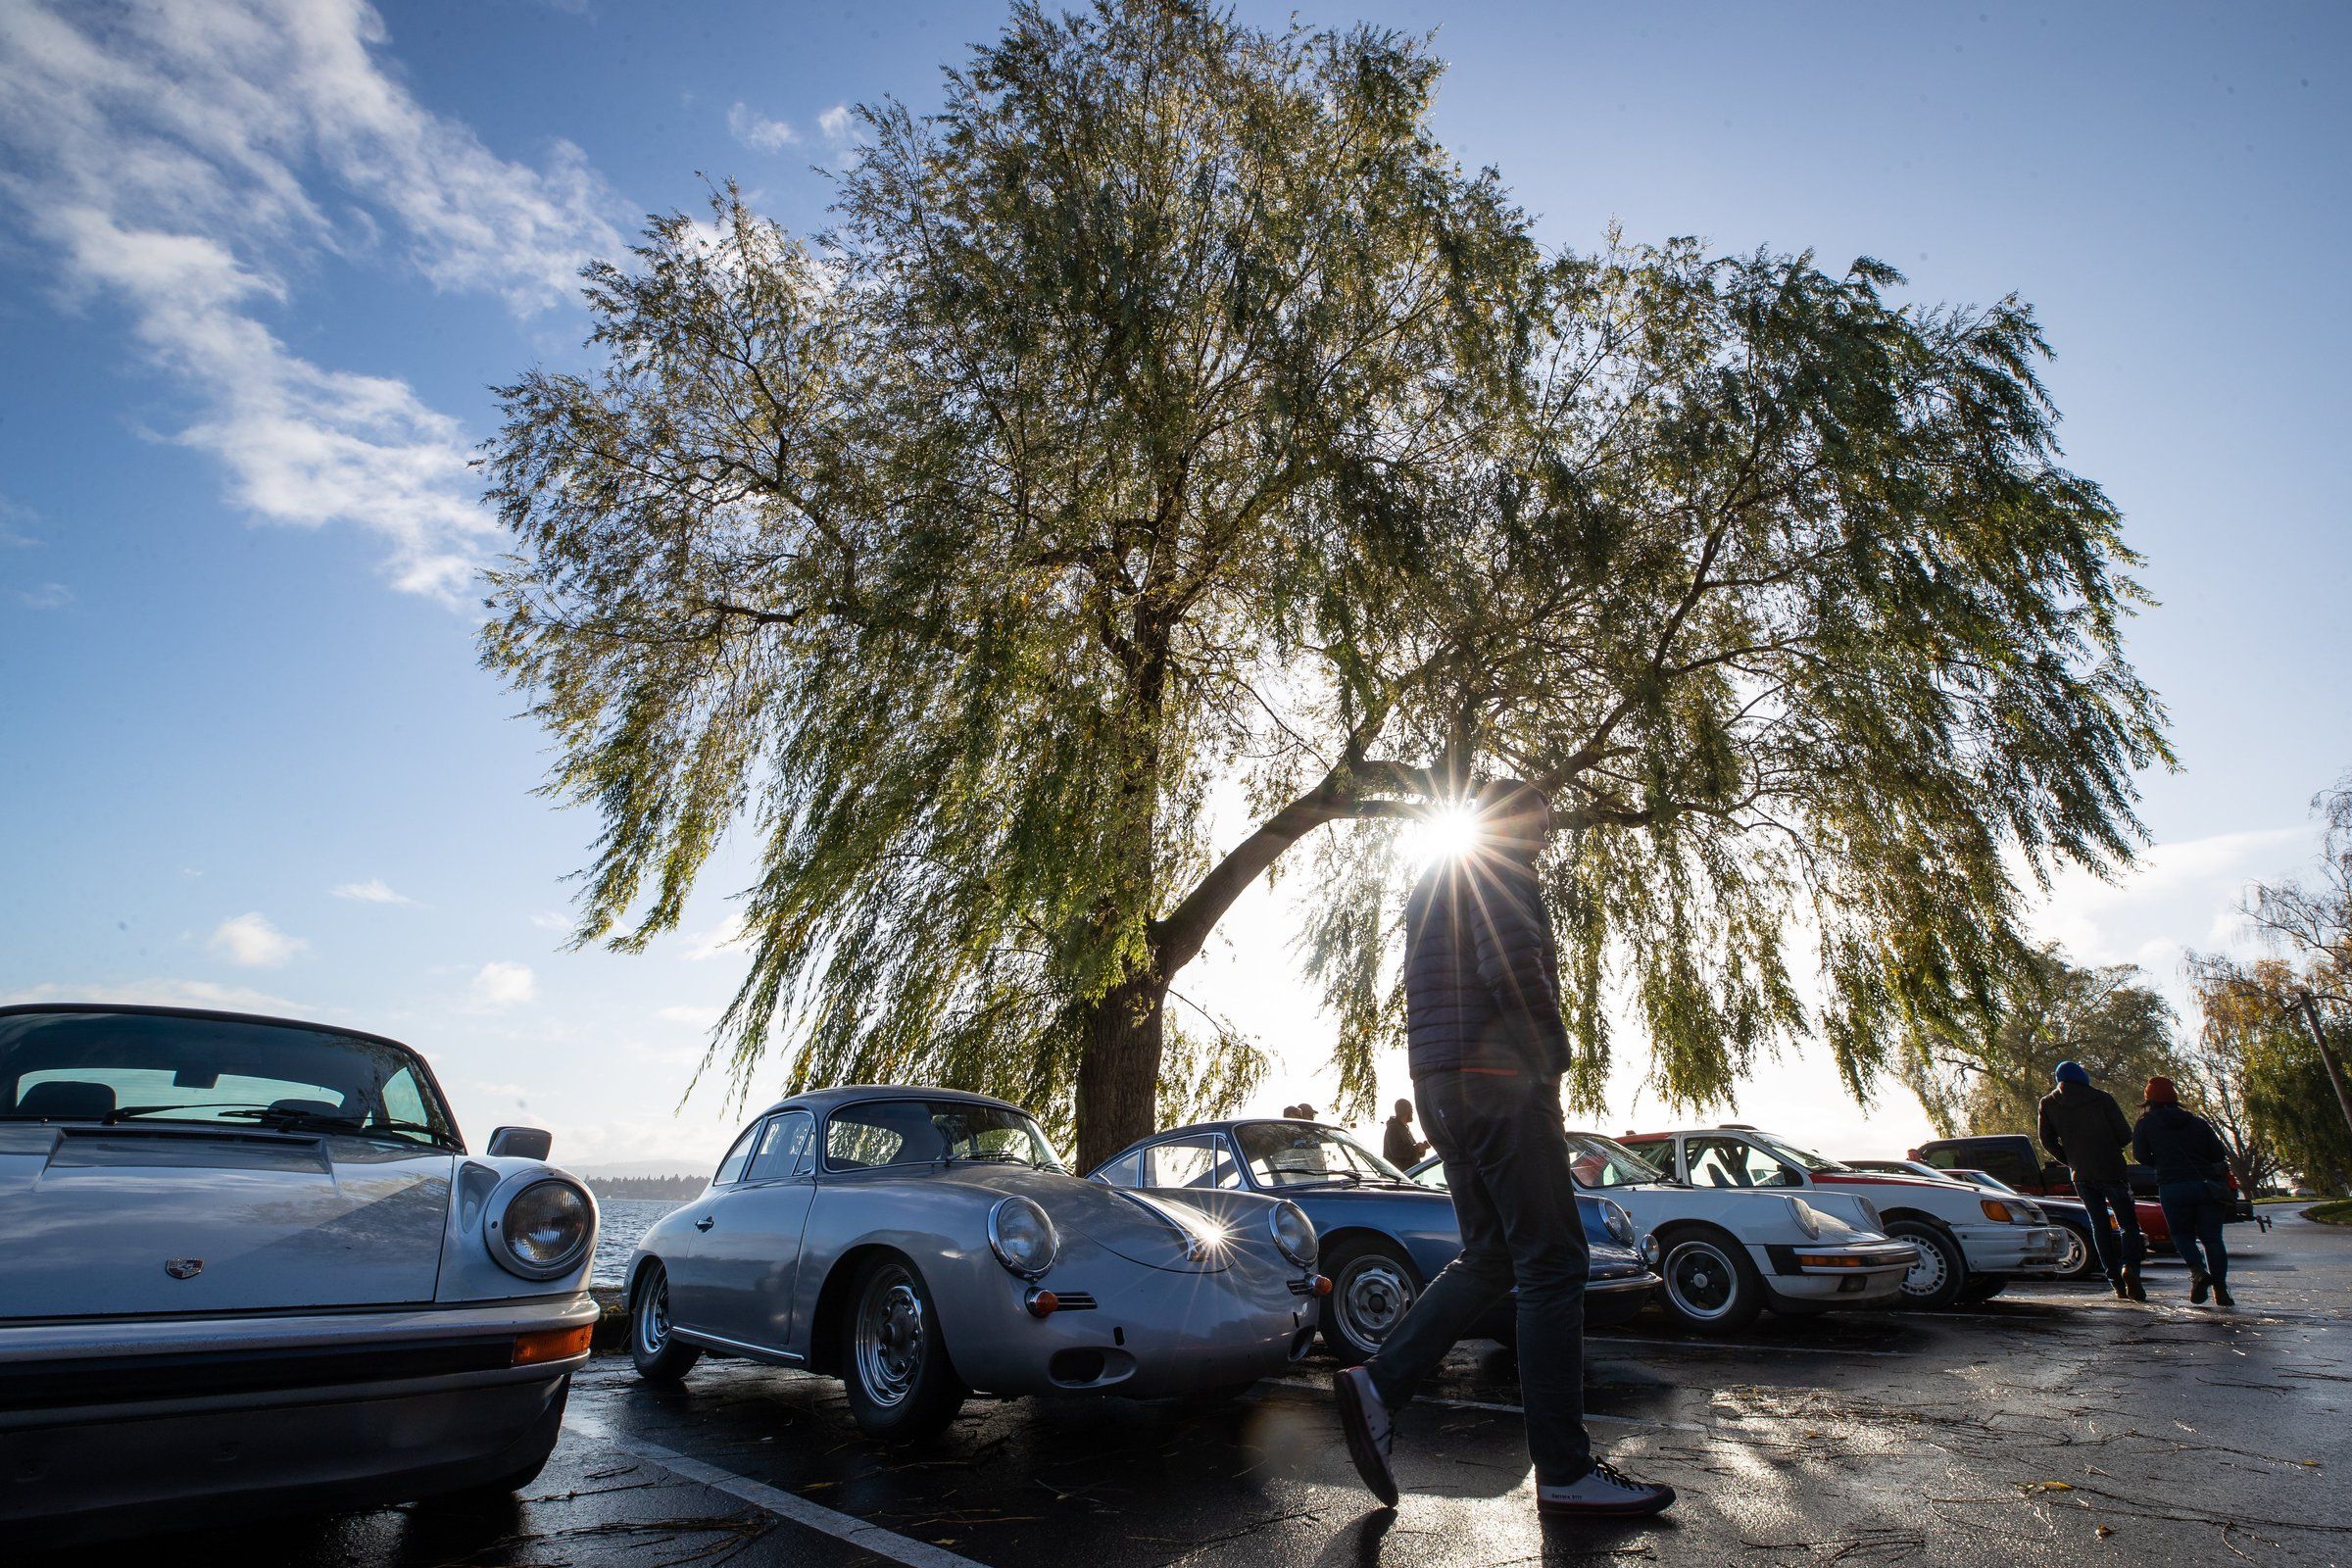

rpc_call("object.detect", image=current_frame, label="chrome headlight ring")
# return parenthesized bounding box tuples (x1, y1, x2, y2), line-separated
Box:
(485, 1174, 595, 1281)
(1269, 1200, 1318, 1269)
(1600, 1199, 1637, 1247)
(1788, 1197, 1825, 1240)
(988, 1195, 1060, 1279)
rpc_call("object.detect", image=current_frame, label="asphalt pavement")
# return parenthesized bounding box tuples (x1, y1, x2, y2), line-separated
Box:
(41, 1211, 2350, 1567)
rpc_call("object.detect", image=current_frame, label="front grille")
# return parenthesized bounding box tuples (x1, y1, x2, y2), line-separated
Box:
(1052, 1292, 1098, 1311)
(0, 1337, 519, 1411)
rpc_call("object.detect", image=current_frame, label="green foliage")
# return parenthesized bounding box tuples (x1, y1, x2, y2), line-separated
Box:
(1902, 948, 2180, 1136)
(481, 0, 2170, 1152)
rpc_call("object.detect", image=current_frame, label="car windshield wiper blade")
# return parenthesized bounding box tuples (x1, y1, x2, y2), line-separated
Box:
(228, 1109, 458, 1149)
(102, 1102, 271, 1124)
(941, 1151, 1023, 1165)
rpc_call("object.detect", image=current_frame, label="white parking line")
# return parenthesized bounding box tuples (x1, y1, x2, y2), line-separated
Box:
(563, 1412, 988, 1568)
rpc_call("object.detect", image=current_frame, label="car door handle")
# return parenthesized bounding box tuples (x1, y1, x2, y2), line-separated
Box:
(695, 1216, 714, 1231)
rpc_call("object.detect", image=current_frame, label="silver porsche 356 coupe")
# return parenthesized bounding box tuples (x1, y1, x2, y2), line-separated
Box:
(626, 1087, 1329, 1441)
(0, 1004, 600, 1544)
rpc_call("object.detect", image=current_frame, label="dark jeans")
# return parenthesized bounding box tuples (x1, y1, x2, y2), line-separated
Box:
(2077, 1179, 2145, 1281)
(2157, 1182, 2230, 1286)
(1365, 1069, 1591, 1486)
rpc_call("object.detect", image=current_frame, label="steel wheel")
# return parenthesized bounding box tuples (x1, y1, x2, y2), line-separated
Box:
(629, 1261, 702, 1381)
(1886, 1219, 1967, 1309)
(1336, 1254, 1415, 1348)
(2053, 1227, 2091, 1280)
(853, 1264, 929, 1410)
(1655, 1230, 1763, 1333)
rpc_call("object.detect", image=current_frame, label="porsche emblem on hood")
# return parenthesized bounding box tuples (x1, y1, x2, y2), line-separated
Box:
(164, 1258, 205, 1280)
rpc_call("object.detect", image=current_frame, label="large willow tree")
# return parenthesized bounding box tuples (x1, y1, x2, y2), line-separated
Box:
(482, 0, 2170, 1168)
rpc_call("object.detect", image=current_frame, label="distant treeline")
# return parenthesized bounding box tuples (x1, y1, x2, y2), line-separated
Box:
(585, 1175, 705, 1200)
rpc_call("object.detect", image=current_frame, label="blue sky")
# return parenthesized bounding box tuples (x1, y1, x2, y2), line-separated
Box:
(2, 1, 2345, 1170)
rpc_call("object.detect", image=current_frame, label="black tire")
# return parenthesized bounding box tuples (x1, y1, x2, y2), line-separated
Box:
(1320, 1238, 1420, 1364)
(630, 1261, 704, 1381)
(1958, 1276, 2007, 1304)
(1655, 1228, 1765, 1335)
(1887, 1219, 1968, 1310)
(2051, 1224, 2099, 1281)
(841, 1253, 967, 1443)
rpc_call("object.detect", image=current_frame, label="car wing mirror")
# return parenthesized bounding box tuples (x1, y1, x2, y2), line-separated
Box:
(486, 1125, 554, 1160)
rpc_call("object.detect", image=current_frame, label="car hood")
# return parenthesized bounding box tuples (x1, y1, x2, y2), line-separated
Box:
(918, 1163, 1259, 1273)
(0, 1123, 452, 1319)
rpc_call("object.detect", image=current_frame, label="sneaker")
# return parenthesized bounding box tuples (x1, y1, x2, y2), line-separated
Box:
(2214, 1282, 2235, 1307)
(1536, 1460, 1677, 1519)
(2190, 1270, 2211, 1304)
(1333, 1366, 1398, 1507)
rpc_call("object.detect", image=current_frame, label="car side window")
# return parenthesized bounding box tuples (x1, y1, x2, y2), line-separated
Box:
(747, 1110, 815, 1182)
(713, 1121, 761, 1186)
(1686, 1136, 1796, 1189)
(1140, 1136, 1241, 1190)
(1919, 1147, 1960, 1171)
(1094, 1152, 1142, 1188)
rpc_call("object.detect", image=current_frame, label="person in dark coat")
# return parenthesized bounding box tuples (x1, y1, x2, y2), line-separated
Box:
(1331, 781, 1674, 1520)
(1382, 1100, 1430, 1167)
(2037, 1059, 2146, 1300)
(2132, 1076, 2236, 1306)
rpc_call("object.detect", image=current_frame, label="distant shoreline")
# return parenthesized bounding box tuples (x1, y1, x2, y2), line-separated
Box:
(584, 1175, 705, 1201)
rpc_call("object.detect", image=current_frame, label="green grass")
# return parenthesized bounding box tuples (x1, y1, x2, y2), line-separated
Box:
(2305, 1199, 2352, 1225)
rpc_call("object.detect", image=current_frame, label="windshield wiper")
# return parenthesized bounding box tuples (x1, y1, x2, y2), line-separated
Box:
(229, 1109, 459, 1150)
(942, 1151, 1023, 1165)
(102, 1102, 271, 1124)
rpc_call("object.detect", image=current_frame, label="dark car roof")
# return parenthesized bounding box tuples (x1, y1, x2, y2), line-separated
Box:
(753, 1084, 1030, 1121)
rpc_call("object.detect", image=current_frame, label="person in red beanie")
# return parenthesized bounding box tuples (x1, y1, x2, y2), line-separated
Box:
(2132, 1076, 2236, 1305)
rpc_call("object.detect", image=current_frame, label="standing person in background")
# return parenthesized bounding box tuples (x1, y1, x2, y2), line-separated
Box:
(2037, 1059, 2146, 1301)
(2133, 1076, 2237, 1306)
(1330, 781, 1675, 1521)
(1383, 1099, 1430, 1168)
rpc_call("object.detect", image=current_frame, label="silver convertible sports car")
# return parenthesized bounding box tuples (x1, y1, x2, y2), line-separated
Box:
(0, 1004, 600, 1545)
(625, 1087, 1328, 1442)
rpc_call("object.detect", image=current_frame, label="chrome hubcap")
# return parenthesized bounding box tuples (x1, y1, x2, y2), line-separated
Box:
(1666, 1242, 1736, 1319)
(1338, 1257, 1414, 1347)
(638, 1272, 670, 1353)
(2059, 1230, 2088, 1276)
(1903, 1239, 1947, 1296)
(855, 1267, 927, 1408)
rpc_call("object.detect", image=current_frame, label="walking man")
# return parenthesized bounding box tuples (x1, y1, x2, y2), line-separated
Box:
(1383, 1099, 1430, 1168)
(2133, 1076, 2238, 1306)
(1332, 781, 1675, 1519)
(2036, 1059, 2145, 1300)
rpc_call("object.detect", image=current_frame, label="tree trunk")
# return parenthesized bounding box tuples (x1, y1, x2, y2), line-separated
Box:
(1073, 972, 1169, 1173)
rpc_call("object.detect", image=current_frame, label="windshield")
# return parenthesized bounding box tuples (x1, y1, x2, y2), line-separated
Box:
(824, 1099, 1065, 1172)
(1234, 1123, 1404, 1188)
(1752, 1133, 1847, 1173)
(1957, 1169, 2017, 1194)
(1563, 1133, 1667, 1189)
(0, 1008, 459, 1150)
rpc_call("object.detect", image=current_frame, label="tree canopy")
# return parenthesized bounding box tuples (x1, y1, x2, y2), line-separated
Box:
(481, 0, 2170, 1166)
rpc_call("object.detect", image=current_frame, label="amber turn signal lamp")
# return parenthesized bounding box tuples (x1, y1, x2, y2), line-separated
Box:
(512, 1323, 595, 1365)
(1313, 1275, 1333, 1297)
(1024, 1289, 1060, 1318)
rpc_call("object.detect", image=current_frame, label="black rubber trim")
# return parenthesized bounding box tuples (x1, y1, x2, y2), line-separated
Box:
(0, 1336, 516, 1411)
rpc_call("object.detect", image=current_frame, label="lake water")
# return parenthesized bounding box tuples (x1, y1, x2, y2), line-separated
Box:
(592, 1195, 693, 1288)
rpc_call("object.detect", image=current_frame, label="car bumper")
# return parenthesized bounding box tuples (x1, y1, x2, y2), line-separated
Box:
(1951, 1224, 2069, 1274)
(1757, 1240, 1916, 1303)
(0, 1294, 597, 1541)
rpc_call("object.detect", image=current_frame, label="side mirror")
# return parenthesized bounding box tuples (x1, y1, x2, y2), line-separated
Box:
(486, 1125, 554, 1160)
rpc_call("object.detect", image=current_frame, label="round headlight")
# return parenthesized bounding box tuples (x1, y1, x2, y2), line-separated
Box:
(492, 1178, 592, 1279)
(1788, 1198, 1824, 1240)
(988, 1196, 1059, 1279)
(1269, 1200, 1318, 1269)
(1601, 1199, 1637, 1247)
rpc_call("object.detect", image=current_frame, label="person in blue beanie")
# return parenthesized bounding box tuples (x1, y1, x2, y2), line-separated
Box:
(2037, 1059, 2145, 1300)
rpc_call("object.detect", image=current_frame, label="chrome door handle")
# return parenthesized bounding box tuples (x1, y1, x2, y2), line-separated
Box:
(695, 1216, 714, 1231)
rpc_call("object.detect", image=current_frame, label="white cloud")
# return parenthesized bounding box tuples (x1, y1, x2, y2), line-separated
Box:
(467, 960, 537, 1010)
(12, 582, 72, 609)
(331, 877, 415, 905)
(0, 0, 625, 598)
(680, 912, 748, 961)
(726, 101, 797, 153)
(817, 104, 853, 142)
(0, 977, 303, 1014)
(208, 911, 307, 968)
(530, 910, 573, 932)
(656, 1004, 723, 1028)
